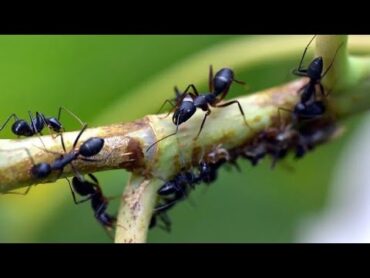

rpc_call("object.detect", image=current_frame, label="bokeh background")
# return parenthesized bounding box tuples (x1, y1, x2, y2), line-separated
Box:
(0, 35, 369, 243)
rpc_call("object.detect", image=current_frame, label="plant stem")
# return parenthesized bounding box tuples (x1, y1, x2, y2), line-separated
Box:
(114, 175, 160, 243)
(2, 36, 370, 243)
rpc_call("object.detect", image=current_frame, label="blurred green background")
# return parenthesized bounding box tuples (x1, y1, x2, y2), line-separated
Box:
(0, 35, 363, 242)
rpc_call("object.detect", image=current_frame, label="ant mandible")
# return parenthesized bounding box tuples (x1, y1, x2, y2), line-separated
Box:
(0, 106, 84, 137)
(146, 66, 251, 152)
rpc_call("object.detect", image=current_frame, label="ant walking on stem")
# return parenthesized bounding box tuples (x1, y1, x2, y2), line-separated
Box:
(146, 66, 251, 152)
(0, 106, 84, 138)
(2, 124, 107, 195)
(280, 35, 344, 121)
(30, 123, 106, 180)
(66, 174, 117, 236)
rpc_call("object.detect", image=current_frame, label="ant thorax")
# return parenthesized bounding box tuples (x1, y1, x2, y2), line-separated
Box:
(183, 95, 193, 103)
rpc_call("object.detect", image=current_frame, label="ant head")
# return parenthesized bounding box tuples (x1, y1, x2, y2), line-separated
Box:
(47, 117, 63, 132)
(79, 137, 104, 157)
(12, 120, 33, 136)
(172, 99, 196, 125)
(31, 163, 51, 179)
(307, 57, 323, 81)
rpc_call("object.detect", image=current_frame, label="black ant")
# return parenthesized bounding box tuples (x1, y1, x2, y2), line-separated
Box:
(0, 107, 84, 138)
(149, 160, 223, 232)
(286, 35, 344, 121)
(146, 66, 250, 152)
(154, 159, 221, 212)
(277, 36, 343, 123)
(31, 124, 105, 179)
(66, 174, 116, 234)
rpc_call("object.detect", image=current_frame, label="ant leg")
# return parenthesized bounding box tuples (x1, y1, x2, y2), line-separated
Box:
(194, 109, 211, 140)
(2, 185, 32, 196)
(39, 112, 60, 138)
(233, 78, 246, 85)
(72, 123, 88, 149)
(321, 42, 345, 79)
(208, 65, 214, 92)
(214, 100, 253, 131)
(157, 99, 176, 117)
(58, 106, 85, 127)
(158, 212, 172, 233)
(154, 199, 177, 212)
(183, 84, 199, 96)
(158, 86, 191, 119)
(32, 135, 62, 156)
(0, 114, 19, 132)
(65, 177, 92, 205)
(292, 69, 308, 77)
(217, 85, 231, 101)
(79, 151, 114, 163)
(293, 35, 317, 75)
(28, 111, 43, 136)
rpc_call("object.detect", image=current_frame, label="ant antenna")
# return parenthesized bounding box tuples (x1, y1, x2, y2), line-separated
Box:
(297, 35, 317, 71)
(57, 106, 85, 128)
(146, 114, 181, 153)
(321, 41, 345, 79)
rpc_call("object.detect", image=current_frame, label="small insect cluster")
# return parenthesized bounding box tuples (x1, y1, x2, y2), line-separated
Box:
(148, 35, 343, 232)
(0, 107, 116, 236)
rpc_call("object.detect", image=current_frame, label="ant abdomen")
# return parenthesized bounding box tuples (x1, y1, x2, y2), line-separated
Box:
(31, 163, 52, 179)
(12, 120, 34, 136)
(213, 68, 234, 96)
(79, 137, 104, 157)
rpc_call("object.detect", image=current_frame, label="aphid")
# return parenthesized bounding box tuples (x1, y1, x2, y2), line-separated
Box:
(0, 107, 84, 137)
(146, 66, 250, 152)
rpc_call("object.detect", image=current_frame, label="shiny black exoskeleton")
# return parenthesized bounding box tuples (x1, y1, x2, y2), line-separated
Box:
(0, 107, 83, 137)
(149, 160, 222, 232)
(146, 66, 249, 152)
(291, 35, 343, 120)
(155, 161, 221, 211)
(67, 174, 116, 231)
(30, 124, 105, 179)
